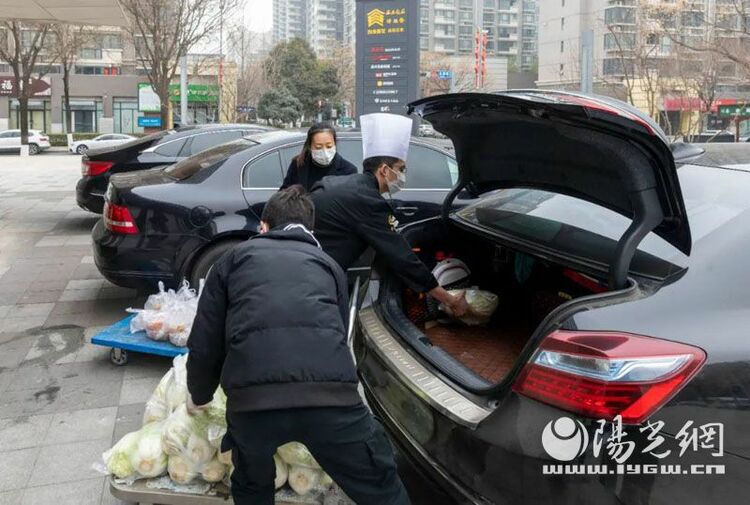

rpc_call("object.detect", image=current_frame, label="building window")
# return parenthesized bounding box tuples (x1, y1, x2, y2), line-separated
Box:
(562, 0, 565, 6)
(646, 33, 658, 45)
(560, 40, 564, 52)
(114, 99, 145, 134)
(561, 17, 565, 29)
(100, 34, 122, 49)
(10, 99, 51, 132)
(62, 99, 103, 133)
(420, 37, 429, 50)
(560, 63, 564, 73)
(79, 48, 103, 59)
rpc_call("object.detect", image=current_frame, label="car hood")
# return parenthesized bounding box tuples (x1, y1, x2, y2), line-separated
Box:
(408, 91, 691, 255)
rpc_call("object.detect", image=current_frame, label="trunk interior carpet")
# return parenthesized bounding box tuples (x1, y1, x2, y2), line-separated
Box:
(420, 322, 528, 383)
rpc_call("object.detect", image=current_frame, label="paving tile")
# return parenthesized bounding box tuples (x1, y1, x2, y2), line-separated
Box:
(122, 353, 171, 381)
(0, 305, 12, 318)
(0, 369, 13, 395)
(65, 279, 104, 291)
(13, 303, 55, 319)
(0, 447, 38, 491)
(0, 318, 46, 334)
(29, 439, 111, 487)
(44, 407, 117, 446)
(66, 235, 93, 246)
(74, 342, 111, 363)
(0, 291, 22, 306)
(0, 414, 54, 451)
(119, 376, 161, 406)
(112, 403, 146, 445)
(21, 327, 84, 366)
(50, 300, 100, 315)
(81, 256, 96, 264)
(0, 387, 63, 420)
(35, 236, 67, 247)
(0, 489, 23, 505)
(0, 336, 36, 371)
(98, 287, 138, 300)
(22, 477, 104, 505)
(43, 313, 90, 328)
(18, 290, 63, 304)
(27, 280, 69, 292)
(59, 289, 102, 302)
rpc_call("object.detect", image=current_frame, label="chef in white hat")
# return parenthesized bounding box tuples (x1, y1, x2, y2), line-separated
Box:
(311, 113, 468, 317)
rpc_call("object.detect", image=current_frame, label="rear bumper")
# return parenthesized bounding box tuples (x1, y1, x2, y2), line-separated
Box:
(76, 176, 105, 214)
(92, 220, 177, 290)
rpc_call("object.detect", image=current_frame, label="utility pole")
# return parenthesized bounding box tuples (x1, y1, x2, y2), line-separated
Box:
(180, 55, 189, 126)
(218, 0, 225, 123)
(580, 29, 594, 95)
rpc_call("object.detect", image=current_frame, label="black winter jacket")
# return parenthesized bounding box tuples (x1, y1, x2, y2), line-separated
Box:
(280, 152, 357, 191)
(186, 225, 360, 412)
(311, 173, 439, 293)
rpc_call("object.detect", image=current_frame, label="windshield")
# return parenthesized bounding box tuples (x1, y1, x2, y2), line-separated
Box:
(165, 138, 256, 180)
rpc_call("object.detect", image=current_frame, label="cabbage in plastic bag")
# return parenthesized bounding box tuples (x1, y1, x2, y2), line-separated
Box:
(200, 458, 227, 483)
(444, 288, 499, 325)
(102, 431, 140, 479)
(143, 369, 174, 424)
(274, 453, 288, 489)
(130, 421, 168, 478)
(277, 442, 321, 470)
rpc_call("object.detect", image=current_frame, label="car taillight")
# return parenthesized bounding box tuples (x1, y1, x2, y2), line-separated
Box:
(39, 136, 48, 141)
(81, 160, 114, 177)
(512, 330, 706, 424)
(104, 202, 138, 234)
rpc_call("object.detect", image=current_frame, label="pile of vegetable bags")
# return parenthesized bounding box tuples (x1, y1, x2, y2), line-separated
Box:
(98, 355, 339, 501)
(127, 280, 202, 347)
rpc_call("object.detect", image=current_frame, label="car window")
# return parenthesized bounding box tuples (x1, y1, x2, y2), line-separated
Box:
(187, 130, 245, 156)
(405, 145, 455, 189)
(98, 135, 112, 141)
(279, 145, 303, 174)
(165, 138, 255, 180)
(11, 131, 21, 138)
(0, 131, 9, 138)
(337, 139, 364, 168)
(242, 151, 283, 188)
(154, 138, 187, 157)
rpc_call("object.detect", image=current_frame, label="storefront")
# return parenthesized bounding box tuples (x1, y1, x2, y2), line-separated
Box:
(62, 99, 104, 133)
(113, 98, 145, 134)
(9, 99, 52, 132)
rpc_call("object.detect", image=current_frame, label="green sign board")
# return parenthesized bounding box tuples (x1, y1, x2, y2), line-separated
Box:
(169, 83, 219, 103)
(718, 104, 750, 117)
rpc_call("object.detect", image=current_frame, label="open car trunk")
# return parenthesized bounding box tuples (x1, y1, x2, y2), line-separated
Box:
(380, 218, 615, 390)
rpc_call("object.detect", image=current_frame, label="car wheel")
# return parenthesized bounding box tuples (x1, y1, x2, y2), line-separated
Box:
(28, 143, 40, 155)
(189, 240, 243, 288)
(76, 145, 88, 155)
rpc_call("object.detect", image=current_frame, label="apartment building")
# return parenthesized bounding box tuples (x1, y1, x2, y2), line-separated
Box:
(273, 0, 308, 44)
(273, 0, 347, 57)
(419, 0, 538, 71)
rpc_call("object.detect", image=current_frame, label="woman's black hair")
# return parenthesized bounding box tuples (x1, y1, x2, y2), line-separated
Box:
(295, 122, 337, 168)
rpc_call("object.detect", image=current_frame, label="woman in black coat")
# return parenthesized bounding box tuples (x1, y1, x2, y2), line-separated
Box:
(281, 123, 358, 191)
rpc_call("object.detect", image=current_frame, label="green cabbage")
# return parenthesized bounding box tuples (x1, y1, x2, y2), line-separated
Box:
(274, 453, 288, 489)
(130, 422, 167, 478)
(105, 431, 139, 479)
(288, 465, 320, 495)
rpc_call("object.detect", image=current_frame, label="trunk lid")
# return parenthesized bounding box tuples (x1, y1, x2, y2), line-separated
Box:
(86, 129, 174, 161)
(408, 91, 691, 256)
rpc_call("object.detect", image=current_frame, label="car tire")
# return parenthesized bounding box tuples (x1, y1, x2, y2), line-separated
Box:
(28, 143, 40, 155)
(76, 145, 88, 155)
(189, 240, 243, 287)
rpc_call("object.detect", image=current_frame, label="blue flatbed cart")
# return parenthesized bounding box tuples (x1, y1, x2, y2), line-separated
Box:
(92, 315, 187, 365)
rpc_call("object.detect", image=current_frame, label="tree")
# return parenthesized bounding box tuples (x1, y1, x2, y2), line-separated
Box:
(0, 22, 50, 145)
(120, 0, 237, 126)
(326, 43, 355, 116)
(48, 24, 93, 133)
(226, 26, 272, 118)
(257, 87, 303, 126)
(264, 38, 339, 118)
(420, 52, 476, 97)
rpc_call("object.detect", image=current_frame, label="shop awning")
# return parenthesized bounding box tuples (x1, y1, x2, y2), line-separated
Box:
(662, 96, 739, 113)
(0, 0, 128, 26)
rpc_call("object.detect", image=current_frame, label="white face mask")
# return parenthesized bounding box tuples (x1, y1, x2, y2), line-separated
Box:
(386, 165, 406, 195)
(311, 147, 336, 166)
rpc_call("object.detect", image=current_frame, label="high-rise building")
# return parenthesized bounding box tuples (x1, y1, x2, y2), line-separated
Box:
(419, 0, 538, 72)
(273, 0, 348, 57)
(273, 0, 307, 45)
(537, 0, 748, 134)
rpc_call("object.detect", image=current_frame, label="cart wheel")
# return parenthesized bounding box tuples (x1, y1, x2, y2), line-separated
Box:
(110, 348, 128, 366)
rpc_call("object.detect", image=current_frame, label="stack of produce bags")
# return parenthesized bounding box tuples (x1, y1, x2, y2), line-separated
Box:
(127, 281, 202, 347)
(98, 355, 339, 501)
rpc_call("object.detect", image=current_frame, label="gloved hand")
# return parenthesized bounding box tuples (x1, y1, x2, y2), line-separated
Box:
(186, 393, 208, 416)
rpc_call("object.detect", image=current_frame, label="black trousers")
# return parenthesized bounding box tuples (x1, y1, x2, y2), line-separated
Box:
(226, 403, 411, 505)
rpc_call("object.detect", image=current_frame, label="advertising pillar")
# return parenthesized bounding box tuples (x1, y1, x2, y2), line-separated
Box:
(356, 0, 420, 133)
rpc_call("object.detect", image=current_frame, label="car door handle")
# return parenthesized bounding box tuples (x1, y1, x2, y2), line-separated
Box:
(396, 206, 418, 216)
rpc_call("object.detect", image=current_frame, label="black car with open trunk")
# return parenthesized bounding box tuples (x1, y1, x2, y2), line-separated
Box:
(353, 91, 750, 504)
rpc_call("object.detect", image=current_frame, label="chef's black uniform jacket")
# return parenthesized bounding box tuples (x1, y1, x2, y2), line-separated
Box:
(281, 152, 357, 191)
(311, 172, 439, 293)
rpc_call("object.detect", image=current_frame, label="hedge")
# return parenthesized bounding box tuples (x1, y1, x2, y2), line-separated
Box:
(47, 132, 147, 147)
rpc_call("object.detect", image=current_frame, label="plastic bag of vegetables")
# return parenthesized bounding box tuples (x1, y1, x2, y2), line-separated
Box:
(442, 287, 499, 325)
(142, 369, 175, 424)
(98, 421, 168, 482)
(277, 442, 321, 470)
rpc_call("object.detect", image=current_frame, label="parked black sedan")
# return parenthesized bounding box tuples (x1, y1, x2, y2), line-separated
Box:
(92, 130, 461, 289)
(77, 123, 271, 213)
(354, 91, 749, 504)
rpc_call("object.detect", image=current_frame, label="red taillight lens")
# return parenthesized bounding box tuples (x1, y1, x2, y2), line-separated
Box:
(104, 202, 138, 234)
(39, 136, 48, 142)
(512, 330, 706, 424)
(81, 160, 114, 177)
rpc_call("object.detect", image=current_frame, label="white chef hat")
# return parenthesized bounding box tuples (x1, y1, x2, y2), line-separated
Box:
(361, 113, 413, 162)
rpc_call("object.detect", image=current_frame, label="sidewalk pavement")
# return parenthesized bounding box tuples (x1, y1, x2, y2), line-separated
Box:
(0, 154, 170, 505)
